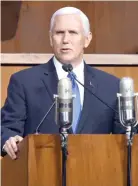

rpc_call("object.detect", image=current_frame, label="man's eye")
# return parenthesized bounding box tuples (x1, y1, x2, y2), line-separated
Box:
(56, 31, 64, 34)
(69, 31, 77, 34)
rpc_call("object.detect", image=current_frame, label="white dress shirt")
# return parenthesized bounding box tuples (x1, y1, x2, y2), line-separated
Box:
(53, 56, 84, 108)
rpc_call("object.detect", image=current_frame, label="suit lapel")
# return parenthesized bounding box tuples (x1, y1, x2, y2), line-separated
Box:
(40, 60, 98, 134)
(76, 64, 98, 133)
(41, 58, 58, 102)
(40, 58, 74, 134)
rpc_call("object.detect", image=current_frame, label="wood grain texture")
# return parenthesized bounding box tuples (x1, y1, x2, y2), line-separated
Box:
(1, 137, 28, 186)
(1, 1, 138, 54)
(66, 135, 127, 186)
(1, 66, 30, 106)
(28, 135, 39, 186)
(1, 135, 138, 186)
(94, 1, 138, 54)
(32, 134, 62, 186)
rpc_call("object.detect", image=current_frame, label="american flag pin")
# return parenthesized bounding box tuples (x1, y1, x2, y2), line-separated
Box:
(90, 81, 94, 87)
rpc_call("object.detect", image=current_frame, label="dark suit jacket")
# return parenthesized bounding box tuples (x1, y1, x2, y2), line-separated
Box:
(1, 58, 126, 151)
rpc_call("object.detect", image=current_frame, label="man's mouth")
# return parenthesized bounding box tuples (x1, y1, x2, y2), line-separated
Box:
(61, 48, 71, 52)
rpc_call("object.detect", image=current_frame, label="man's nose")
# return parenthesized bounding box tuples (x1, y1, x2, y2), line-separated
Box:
(63, 32, 70, 43)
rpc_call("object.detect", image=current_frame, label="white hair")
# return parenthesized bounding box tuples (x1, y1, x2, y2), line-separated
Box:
(50, 7, 91, 36)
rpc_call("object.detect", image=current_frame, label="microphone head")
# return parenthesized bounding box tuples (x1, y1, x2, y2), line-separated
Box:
(55, 78, 73, 130)
(119, 77, 136, 127)
(62, 64, 73, 72)
(58, 78, 72, 99)
(120, 77, 134, 97)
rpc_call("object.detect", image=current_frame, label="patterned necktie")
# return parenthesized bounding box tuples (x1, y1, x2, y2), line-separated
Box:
(67, 73, 81, 133)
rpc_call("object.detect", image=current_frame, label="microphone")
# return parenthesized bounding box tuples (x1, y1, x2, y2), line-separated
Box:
(35, 100, 56, 134)
(35, 76, 73, 134)
(55, 78, 73, 185)
(62, 64, 118, 114)
(117, 77, 138, 129)
(62, 64, 73, 72)
(117, 78, 138, 186)
(54, 78, 73, 132)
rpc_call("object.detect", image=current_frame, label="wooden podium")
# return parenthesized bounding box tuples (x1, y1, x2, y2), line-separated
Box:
(1, 135, 138, 186)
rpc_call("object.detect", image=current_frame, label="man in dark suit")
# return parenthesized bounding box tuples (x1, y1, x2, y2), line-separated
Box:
(1, 7, 125, 159)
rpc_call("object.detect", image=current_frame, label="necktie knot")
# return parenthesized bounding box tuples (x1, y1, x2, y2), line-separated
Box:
(67, 72, 76, 89)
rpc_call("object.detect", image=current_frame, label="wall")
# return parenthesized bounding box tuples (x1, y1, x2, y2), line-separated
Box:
(1, 1, 138, 54)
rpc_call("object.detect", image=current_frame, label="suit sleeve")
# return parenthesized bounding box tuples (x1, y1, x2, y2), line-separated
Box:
(1, 74, 27, 154)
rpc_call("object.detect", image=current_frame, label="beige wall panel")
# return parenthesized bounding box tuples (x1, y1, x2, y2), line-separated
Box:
(94, 2, 138, 54)
(1, 66, 30, 106)
(1, 66, 138, 107)
(96, 66, 138, 90)
(1, 1, 95, 53)
(1, 1, 138, 54)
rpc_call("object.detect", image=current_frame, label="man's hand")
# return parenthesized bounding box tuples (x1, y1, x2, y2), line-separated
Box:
(3, 135, 23, 160)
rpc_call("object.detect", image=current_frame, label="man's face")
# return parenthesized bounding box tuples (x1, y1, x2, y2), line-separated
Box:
(50, 14, 92, 66)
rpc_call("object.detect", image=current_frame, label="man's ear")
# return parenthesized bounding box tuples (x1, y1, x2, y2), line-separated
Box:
(49, 31, 53, 47)
(84, 32, 92, 48)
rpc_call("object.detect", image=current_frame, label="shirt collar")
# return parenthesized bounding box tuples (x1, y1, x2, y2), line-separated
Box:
(53, 56, 84, 81)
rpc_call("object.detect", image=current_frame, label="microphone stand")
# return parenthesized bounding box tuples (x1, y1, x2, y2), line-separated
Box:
(59, 128, 68, 186)
(126, 126, 133, 186)
(54, 77, 76, 186)
(54, 94, 71, 186)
